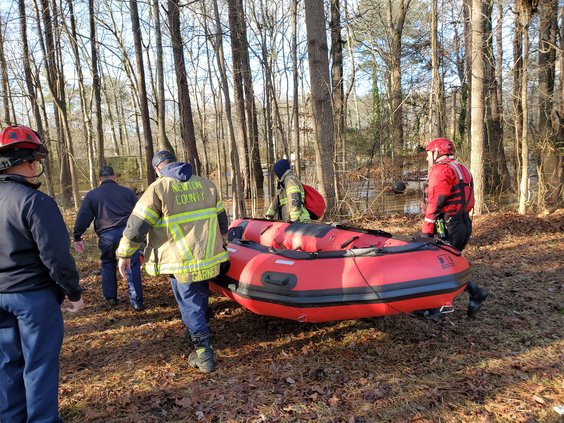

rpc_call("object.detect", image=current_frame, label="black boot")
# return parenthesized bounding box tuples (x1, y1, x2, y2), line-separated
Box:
(466, 281, 488, 318)
(188, 334, 216, 373)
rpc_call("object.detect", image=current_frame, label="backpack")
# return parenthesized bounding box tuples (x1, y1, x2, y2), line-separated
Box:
(303, 184, 326, 220)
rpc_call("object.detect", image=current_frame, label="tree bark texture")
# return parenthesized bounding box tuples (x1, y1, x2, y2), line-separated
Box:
(304, 0, 337, 214)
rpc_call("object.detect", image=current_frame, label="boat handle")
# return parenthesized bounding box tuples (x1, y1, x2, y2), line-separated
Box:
(264, 274, 288, 286)
(260, 224, 273, 235)
(340, 235, 359, 249)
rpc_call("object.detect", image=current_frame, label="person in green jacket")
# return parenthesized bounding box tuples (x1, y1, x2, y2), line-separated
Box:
(265, 159, 310, 222)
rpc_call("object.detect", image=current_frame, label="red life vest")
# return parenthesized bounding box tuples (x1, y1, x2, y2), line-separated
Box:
(442, 159, 474, 215)
(422, 158, 474, 234)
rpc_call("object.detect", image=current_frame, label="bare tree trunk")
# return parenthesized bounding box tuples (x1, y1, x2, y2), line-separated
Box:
(65, 0, 95, 188)
(291, 0, 300, 178)
(52, 0, 79, 209)
(304, 0, 337, 214)
(538, 0, 562, 209)
(35, 0, 76, 208)
(518, 4, 534, 215)
(330, 0, 344, 206)
(18, 0, 54, 197)
(470, 0, 486, 214)
(236, 0, 263, 193)
(387, 0, 411, 152)
(130, 0, 155, 184)
(463, 0, 472, 147)
(153, 0, 174, 153)
(227, 0, 250, 197)
(0, 18, 11, 125)
(483, 0, 501, 191)
(89, 0, 104, 169)
(210, 0, 245, 217)
(494, 0, 511, 192)
(429, 0, 445, 138)
(167, 0, 200, 174)
(513, 11, 523, 197)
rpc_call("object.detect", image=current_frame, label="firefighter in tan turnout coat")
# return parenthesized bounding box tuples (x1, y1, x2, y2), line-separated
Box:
(117, 150, 229, 372)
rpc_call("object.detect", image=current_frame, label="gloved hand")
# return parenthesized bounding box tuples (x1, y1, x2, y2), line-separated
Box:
(219, 260, 231, 275)
(420, 232, 433, 238)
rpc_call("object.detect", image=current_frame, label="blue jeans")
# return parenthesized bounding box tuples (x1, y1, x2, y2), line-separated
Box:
(99, 228, 143, 306)
(170, 278, 210, 337)
(0, 287, 64, 423)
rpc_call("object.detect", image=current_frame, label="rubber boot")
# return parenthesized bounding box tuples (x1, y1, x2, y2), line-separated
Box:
(466, 281, 488, 318)
(188, 334, 216, 373)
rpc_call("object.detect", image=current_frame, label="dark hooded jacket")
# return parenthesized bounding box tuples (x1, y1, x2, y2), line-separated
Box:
(0, 174, 82, 301)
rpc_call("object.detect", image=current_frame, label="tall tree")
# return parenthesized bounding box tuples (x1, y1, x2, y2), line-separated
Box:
(387, 0, 411, 151)
(130, 0, 155, 184)
(90, 0, 104, 169)
(470, 0, 486, 214)
(36, 0, 79, 208)
(330, 0, 345, 205)
(65, 0, 96, 187)
(483, 0, 502, 191)
(538, 0, 562, 208)
(152, 0, 174, 152)
(428, 0, 445, 138)
(0, 17, 11, 125)
(167, 0, 200, 174)
(227, 0, 251, 196)
(18, 0, 54, 197)
(235, 0, 263, 193)
(304, 0, 337, 214)
(517, 0, 536, 215)
(291, 0, 300, 177)
(210, 0, 246, 217)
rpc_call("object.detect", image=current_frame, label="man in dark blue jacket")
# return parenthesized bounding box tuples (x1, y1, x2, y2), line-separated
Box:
(0, 125, 84, 422)
(73, 165, 144, 310)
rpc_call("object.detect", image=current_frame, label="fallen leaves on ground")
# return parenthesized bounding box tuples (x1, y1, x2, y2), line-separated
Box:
(59, 210, 564, 422)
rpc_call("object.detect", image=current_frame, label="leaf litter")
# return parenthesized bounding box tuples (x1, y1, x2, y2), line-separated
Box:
(59, 210, 563, 422)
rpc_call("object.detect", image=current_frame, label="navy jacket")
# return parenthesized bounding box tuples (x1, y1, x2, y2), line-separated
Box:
(73, 180, 138, 241)
(0, 174, 82, 301)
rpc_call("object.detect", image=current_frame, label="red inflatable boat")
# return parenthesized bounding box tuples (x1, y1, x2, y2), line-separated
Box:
(210, 218, 470, 322)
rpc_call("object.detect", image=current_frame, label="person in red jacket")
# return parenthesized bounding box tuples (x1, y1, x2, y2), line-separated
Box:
(421, 138, 487, 317)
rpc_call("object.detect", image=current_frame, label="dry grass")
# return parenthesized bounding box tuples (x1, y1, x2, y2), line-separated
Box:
(59, 211, 564, 422)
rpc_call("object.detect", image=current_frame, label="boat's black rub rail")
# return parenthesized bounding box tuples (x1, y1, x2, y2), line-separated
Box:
(213, 269, 471, 308)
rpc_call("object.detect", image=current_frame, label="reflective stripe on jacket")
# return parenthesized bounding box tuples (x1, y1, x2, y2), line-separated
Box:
(266, 170, 310, 222)
(117, 174, 228, 283)
(422, 158, 474, 234)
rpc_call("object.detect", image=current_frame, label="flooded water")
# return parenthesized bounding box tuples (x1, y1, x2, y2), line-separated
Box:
(233, 177, 425, 220)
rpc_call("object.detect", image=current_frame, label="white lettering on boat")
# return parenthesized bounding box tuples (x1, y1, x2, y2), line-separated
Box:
(275, 260, 295, 265)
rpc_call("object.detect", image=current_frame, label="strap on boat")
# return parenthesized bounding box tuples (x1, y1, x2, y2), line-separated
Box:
(332, 224, 392, 238)
(229, 238, 461, 259)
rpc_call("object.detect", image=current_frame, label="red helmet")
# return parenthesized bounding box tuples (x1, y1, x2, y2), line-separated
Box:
(0, 125, 48, 171)
(425, 138, 455, 156)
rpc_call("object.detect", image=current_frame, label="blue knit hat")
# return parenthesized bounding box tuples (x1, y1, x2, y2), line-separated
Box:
(152, 150, 176, 168)
(273, 159, 290, 179)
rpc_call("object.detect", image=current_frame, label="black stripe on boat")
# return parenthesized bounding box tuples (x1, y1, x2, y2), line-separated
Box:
(214, 269, 471, 308)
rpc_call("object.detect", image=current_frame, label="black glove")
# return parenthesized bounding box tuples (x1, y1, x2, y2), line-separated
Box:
(219, 260, 231, 275)
(420, 232, 433, 238)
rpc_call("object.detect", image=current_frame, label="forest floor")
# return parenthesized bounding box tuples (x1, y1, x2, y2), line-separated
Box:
(59, 210, 564, 423)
